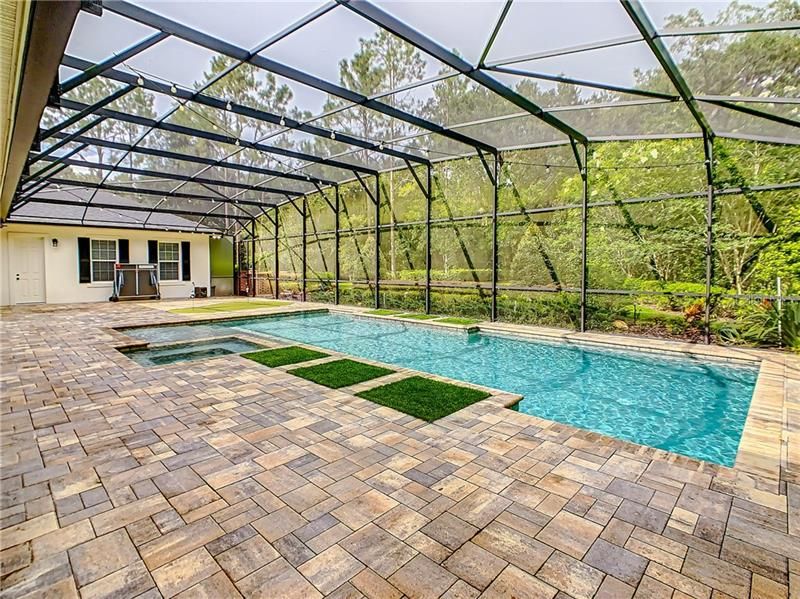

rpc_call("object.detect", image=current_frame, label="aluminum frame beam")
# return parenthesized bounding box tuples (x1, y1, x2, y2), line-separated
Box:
(57, 97, 379, 176)
(61, 55, 432, 166)
(621, 0, 714, 137)
(40, 84, 133, 140)
(42, 131, 336, 186)
(103, 0, 498, 154)
(9, 196, 251, 222)
(59, 31, 169, 94)
(701, 98, 800, 129)
(24, 178, 286, 209)
(4, 216, 227, 235)
(336, 0, 588, 144)
(486, 65, 679, 101)
(34, 156, 306, 198)
(28, 117, 105, 166)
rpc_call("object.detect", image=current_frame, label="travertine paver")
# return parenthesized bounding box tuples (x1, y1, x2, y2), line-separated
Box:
(0, 301, 798, 599)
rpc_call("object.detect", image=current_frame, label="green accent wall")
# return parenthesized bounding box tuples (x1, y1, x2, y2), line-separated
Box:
(210, 237, 233, 277)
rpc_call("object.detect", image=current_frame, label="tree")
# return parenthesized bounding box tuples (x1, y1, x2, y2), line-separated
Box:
(40, 79, 155, 182)
(318, 30, 428, 277)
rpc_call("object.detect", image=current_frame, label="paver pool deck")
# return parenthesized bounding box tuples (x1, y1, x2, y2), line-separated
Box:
(1, 300, 799, 599)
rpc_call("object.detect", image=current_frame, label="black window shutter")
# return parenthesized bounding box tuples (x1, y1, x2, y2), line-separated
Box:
(78, 237, 91, 283)
(147, 240, 158, 264)
(118, 239, 129, 263)
(181, 241, 191, 281)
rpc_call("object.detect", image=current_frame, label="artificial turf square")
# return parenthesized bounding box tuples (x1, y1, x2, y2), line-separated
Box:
(396, 313, 439, 320)
(242, 346, 328, 367)
(289, 359, 394, 389)
(436, 317, 480, 325)
(170, 300, 288, 314)
(356, 375, 490, 422)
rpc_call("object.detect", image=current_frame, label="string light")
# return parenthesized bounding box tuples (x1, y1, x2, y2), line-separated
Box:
(235, 139, 240, 146)
(226, 101, 232, 111)
(137, 75, 144, 86)
(279, 116, 286, 126)
(545, 165, 551, 174)
(330, 131, 336, 140)
(378, 142, 384, 151)
(170, 84, 177, 94)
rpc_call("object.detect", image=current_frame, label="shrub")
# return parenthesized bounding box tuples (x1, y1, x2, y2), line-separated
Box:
(718, 301, 800, 351)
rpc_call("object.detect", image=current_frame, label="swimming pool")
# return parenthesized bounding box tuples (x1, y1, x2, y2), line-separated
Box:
(121, 311, 758, 465)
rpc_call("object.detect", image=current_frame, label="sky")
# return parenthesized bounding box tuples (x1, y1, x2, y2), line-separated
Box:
(61, 0, 761, 119)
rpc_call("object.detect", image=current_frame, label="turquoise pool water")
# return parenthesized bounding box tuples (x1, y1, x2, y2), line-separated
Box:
(121, 312, 758, 465)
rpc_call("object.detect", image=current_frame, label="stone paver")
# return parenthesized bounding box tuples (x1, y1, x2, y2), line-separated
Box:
(0, 302, 797, 599)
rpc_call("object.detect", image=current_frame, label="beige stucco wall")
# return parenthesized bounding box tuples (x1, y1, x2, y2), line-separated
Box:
(0, 223, 210, 306)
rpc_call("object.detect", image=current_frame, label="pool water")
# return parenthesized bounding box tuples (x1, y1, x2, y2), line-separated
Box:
(121, 312, 758, 465)
(123, 338, 263, 366)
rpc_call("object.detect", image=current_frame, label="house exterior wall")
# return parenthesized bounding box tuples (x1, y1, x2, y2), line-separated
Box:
(0, 223, 211, 305)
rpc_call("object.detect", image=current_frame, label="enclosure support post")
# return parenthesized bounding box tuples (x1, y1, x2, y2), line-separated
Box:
(302, 196, 307, 302)
(703, 133, 715, 345)
(334, 185, 340, 306)
(375, 173, 381, 309)
(491, 153, 499, 322)
(273, 206, 279, 300)
(233, 231, 240, 296)
(580, 144, 589, 332)
(425, 164, 432, 314)
(250, 218, 256, 298)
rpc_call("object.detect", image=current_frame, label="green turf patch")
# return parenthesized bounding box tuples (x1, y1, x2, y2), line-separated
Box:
(366, 309, 403, 316)
(290, 359, 394, 389)
(436, 317, 480, 325)
(396, 313, 439, 320)
(356, 375, 490, 421)
(242, 346, 328, 367)
(171, 300, 289, 314)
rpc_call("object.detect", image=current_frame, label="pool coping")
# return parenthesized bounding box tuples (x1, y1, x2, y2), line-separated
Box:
(107, 302, 794, 489)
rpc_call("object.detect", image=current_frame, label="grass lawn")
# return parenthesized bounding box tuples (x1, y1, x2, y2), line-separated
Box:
(356, 375, 490, 421)
(242, 346, 328, 367)
(396, 313, 440, 320)
(436, 317, 480, 325)
(621, 304, 685, 324)
(289, 359, 394, 389)
(366, 309, 403, 315)
(171, 300, 289, 314)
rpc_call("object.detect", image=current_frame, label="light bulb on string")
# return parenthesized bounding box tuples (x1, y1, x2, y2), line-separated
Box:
(330, 131, 336, 140)
(137, 75, 144, 86)
(279, 116, 286, 126)
(378, 142, 384, 151)
(235, 139, 240, 146)
(226, 101, 232, 111)
(170, 84, 177, 94)
(545, 165, 551, 174)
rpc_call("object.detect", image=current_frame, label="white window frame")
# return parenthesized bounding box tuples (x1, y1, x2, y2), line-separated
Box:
(90, 238, 118, 284)
(157, 241, 181, 282)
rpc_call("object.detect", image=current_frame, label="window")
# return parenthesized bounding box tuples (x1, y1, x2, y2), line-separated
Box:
(158, 241, 180, 281)
(90, 239, 117, 282)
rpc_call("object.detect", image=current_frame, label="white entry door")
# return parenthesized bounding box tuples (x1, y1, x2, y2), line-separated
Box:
(10, 236, 46, 304)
